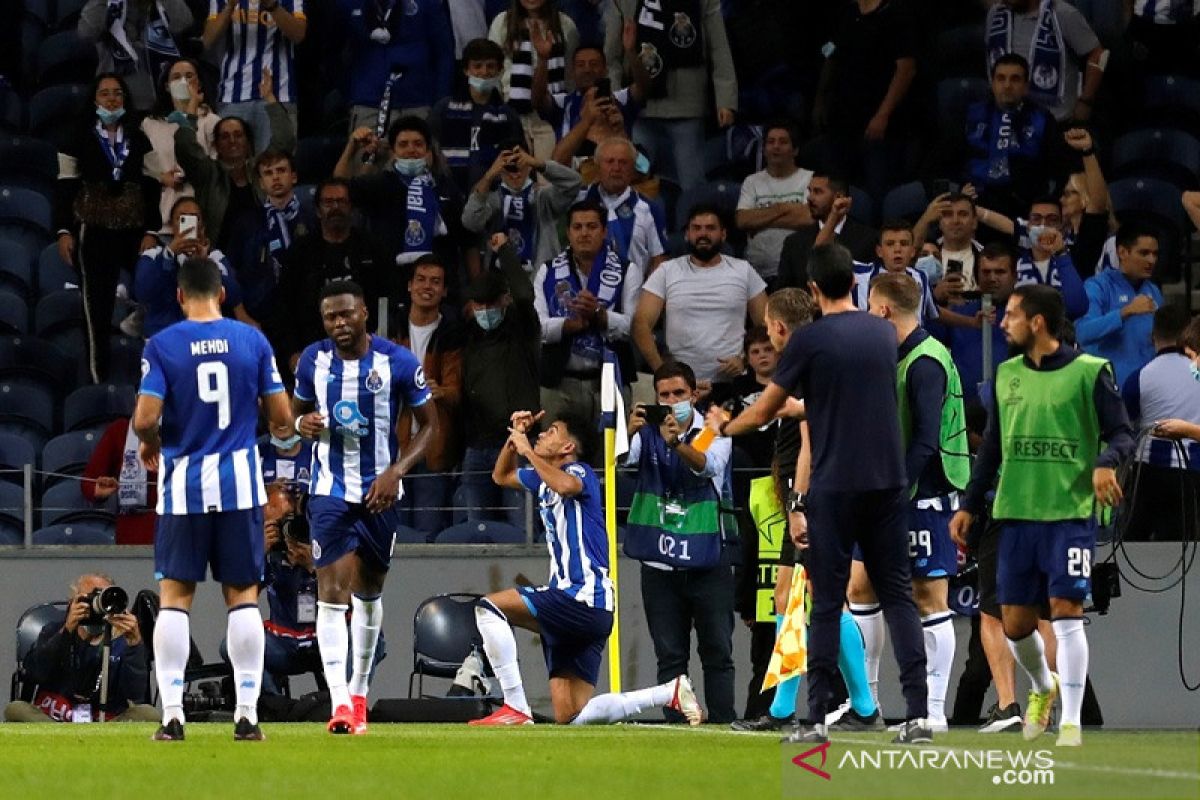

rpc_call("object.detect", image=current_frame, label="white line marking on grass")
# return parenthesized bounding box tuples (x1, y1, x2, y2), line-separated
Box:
(630, 725, 1200, 781)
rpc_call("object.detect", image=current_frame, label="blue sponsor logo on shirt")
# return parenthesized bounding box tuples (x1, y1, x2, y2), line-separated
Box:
(331, 400, 370, 437)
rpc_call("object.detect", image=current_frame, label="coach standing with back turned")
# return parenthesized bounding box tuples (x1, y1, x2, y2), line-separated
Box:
(708, 243, 930, 744)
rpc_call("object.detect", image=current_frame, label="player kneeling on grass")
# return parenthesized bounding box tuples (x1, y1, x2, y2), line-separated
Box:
(471, 410, 703, 726)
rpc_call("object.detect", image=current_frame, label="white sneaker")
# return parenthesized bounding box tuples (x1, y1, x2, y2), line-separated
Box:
(667, 675, 704, 726)
(824, 699, 851, 727)
(928, 715, 949, 733)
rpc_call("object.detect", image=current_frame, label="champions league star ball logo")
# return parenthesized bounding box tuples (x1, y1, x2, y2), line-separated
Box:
(639, 43, 664, 78)
(669, 12, 696, 48)
(405, 219, 426, 248)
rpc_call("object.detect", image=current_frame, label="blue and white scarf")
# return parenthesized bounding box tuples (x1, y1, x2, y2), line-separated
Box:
(584, 184, 639, 264)
(965, 103, 1048, 188)
(399, 172, 441, 255)
(264, 194, 301, 255)
(543, 245, 626, 363)
(500, 179, 537, 267)
(94, 120, 130, 181)
(987, 0, 1066, 106)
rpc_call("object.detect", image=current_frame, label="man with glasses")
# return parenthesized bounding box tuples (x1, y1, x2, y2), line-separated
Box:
(276, 178, 388, 379)
(1013, 196, 1087, 320)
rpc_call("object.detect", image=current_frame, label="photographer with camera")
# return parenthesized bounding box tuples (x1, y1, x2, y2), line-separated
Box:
(220, 483, 384, 697)
(4, 574, 158, 723)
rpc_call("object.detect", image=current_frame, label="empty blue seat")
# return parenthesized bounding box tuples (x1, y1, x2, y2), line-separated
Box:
(0, 238, 36, 298)
(0, 479, 26, 526)
(41, 429, 101, 487)
(0, 382, 55, 439)
(32, 522, 115, 545)
(848, 186, 875, 226)
(0, 86, 25, 133)
(881, 181, 929, 224)
(0, 335, 76, 394)
(28, 84, 88, 145)
(673, 180, 741, 232)
(36, 31, 98, 87)
(34, 289, 84, 337)
(0, 291, 30, 335)
(63, 383, 134, 432)
(108, 336, 144, 386)
(40, 479, 114, 527)
(37, 243, 79, 297)
(1144, 74, 1200, 130)
(0, 430, 38, 484)
(0, 187, 53, 237)
(0, 137, 59, 195)
(0, 524, 22, 545)
(435, 520, 527, 544)
(53, 0, 89, 30)
(1111, 128, 1200, 188)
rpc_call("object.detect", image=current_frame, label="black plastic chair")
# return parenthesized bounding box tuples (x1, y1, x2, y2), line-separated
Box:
(0, 291, 29, 335)
(0, 382, 55, 441)
(0, 187, 52, 237)
(63, 384, 134, 433)
(36, 243, 78, 297)
(408, 592, 483, 698)
(0, 430, 37, 485)
(11, 601, 68, 701)
(881, 181, 929, 225)
(31, 522, 115, 544)
(0, 136, 59, 196)
(40, 430, 100, 488)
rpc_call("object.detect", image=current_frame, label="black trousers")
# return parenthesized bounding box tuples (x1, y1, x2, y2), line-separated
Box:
(806, 487, 927, 722)
(640, 561, 737, 724)
(744, 621, 777, 720)
(950, 614, 991, 725)
(78, 226, 141, 383)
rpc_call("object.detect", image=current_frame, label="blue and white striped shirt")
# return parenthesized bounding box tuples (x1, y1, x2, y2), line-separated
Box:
(139, 318, 284, 515)
(518, 461, 614, 611)
(294, 336, 431, 503)
(852, 262, 940, 327)
(211, 0, 305, 103)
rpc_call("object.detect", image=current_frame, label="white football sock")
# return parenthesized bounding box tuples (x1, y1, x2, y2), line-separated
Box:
(571, 682, 674, 725)
(850, 603, 884, 703)
(921, 613, 956, 723)
(1052, 618, 1088, 727)
(349, 594, 383, 698)
(226, 604, 264, 725)
(475, 601, 530, 716)
(1008, 630, 1054, 693)
(317, 601, 352, 711)
(153, 607, 190, 725)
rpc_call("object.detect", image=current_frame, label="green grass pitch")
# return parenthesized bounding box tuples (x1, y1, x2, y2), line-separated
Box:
(0, 724, 1196, 799)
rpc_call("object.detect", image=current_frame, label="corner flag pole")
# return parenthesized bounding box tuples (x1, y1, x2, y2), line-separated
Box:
(600, 360, 622, 693)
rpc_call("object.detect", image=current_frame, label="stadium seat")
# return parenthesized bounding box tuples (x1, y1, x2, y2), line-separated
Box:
(0, 430, 38, 484)
(435, 520, 527, 544)
(0, 291, 30, 335)
(0, 382, 56, 441)
(0, 524, 21, 545)
(0, 187, 53, 237)
(673, 180, 741, 232)
(37, 243, 79, 297)
(107, 336, 144, 386)
(1109, 178, 1190, 283)
(936, 77, 989, 125)
(28, 84, 88, 148)
(36, 31, 98, 87)
(1110, 128, 1200, 189)
(34, 289, 85, 338)
(40, 479, 114, 527)
(408, 593, 484, 698)
(11, 602, 69, 700)
(0, 480, 26, 531)
(294, 135, 346, 185)
(22, 0, 53, 28)
(63, 383, 134, 432)
(0, 335, 75, 395)
(0, 239, 36, 299)
(0, 136, 59, 195)
(31, 522, 115, 545)
(44, 327, 91, 388)
(881, 181, 929, 224)
(0, 85, 25, 133)
(40, 429, 100, 487)
(848, 186, 875, 226)
(53, 0, 89, 30)
(1143, 75, 1200, 131)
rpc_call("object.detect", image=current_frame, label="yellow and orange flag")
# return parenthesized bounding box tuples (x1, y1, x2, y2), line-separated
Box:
(762, 565, 811, 691)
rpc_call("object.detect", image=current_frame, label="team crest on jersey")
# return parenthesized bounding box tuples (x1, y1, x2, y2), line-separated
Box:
(405, 219, 426, 247)
(413, 366, 427, 390)
(311, 539, 322, 560)
(140, 358, 150, 378)
(331, 400, 370, 437)
(365, 369, 384, 394)
(639, 43, 664, 78)
(669, 12, 696, 48)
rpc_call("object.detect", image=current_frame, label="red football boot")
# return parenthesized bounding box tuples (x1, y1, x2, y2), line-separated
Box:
(350, 694, 369, 735)
(467, 704, 534, 726)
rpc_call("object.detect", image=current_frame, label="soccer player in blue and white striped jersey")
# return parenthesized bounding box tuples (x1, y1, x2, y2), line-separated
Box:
(469, 410, 702, 726)
(292, 280, 436, 734)
(133, 257, 294, 742)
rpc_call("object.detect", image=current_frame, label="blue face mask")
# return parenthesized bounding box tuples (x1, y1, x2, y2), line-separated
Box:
(394, 157, 427, 178)
(271, 434, 301, 450)
(96, 106, 125, 125)
(468, 75, 501, 95)
(1190, 361, 1200, 383)
(670, 399, 693, 425)
(914, 254, 943, 283)
(635, 152, 651, 174)
(474, 306, 505, 331)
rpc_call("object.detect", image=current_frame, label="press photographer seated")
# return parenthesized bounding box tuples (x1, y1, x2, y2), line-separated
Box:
(4, 574, 158, 723)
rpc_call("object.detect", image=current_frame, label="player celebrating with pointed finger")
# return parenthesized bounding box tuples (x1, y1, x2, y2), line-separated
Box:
(950, 284, 1133, 748)
(293, 280, 437, 735)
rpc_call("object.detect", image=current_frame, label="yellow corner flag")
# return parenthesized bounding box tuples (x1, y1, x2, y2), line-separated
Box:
(762, 565, 811, 691)
(601, 359, 625, 693)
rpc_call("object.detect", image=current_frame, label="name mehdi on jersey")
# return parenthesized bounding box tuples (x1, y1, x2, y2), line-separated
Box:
(189, 339, 231, 356)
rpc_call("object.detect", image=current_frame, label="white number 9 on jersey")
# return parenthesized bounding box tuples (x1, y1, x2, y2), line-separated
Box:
(197, 361, 231, 429)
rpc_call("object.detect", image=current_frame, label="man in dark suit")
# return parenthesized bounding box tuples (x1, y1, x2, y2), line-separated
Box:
(776, 173, 878, 290)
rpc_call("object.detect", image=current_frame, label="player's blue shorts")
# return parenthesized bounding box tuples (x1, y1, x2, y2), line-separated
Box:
(518, 585, 614, 686)
(307, 495, 400, 572)
(908, 500, 958, 579)
(996, 519, 1095, 606)
(154, 507, 264, 585)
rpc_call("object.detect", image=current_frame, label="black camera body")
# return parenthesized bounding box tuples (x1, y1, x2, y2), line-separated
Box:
(81, 586, 129, 625)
